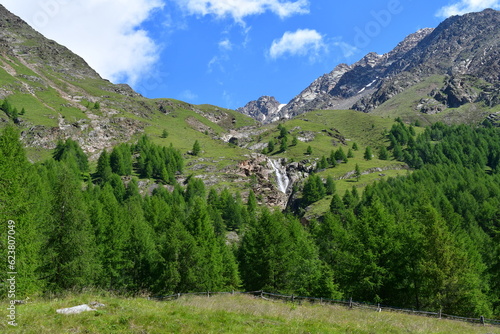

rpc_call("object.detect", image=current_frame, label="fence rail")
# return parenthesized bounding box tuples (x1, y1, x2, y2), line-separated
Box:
(149, 290, 500, 327)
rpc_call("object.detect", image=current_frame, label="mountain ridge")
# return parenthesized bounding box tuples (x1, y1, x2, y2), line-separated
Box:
(237, 9, 500, 124)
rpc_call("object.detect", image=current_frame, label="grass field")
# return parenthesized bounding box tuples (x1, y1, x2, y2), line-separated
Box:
(1, 293, 498, 333)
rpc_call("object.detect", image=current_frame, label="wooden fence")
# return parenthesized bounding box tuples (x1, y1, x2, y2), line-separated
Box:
(149, 290, 500, 327)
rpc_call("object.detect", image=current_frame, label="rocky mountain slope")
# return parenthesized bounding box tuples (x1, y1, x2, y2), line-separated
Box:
(235, 95, 284, 123)
(0, 5, 295, 209)
(0, 4, 256, 157)
(238, 9, 500, 124)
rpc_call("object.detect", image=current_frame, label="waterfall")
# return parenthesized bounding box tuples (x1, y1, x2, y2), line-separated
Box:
(269, 159, 290, 193)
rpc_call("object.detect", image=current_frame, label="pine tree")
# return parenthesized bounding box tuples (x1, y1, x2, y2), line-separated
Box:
(52, 138, 89, 174)
(95, 150, 112, 184)
(90, 184, 129, 289)
(319, 155, 328, 169)
(192, 140, 201, 156)
(329, 194, 345, 214)
(354, 163, 361, 181)
(329, 150, 337, 167)
(123, 196, 159, 290)
(280, 136, 288, 152)
(0, 127, 47, 296)
(364, 147, 373, 160)
(291, 135, 298, 146)
(268, 139, 275, 153)
(44, 163, 98, 290)
(302, 175, 326, 206)
(393, 143, 404, 161)
(379, 146, 389, 160)
(325, 175, 336, 195)
(279, 125, 288, 138)
(334, 147, 347, 162)
(247, 190, 257, 215)
(186, 197, 225, 291)
(306, 145, 312, 155)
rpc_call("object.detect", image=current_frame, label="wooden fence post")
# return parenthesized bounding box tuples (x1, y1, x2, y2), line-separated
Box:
(207, 291, 210, 298)
(177, 293, 181, 299)
(291, 294, 295, 303)
(260, 291, 263, 298)
(349, 297, 353, 309)
(438, 309, 442, 319)
(480, 316, 485, 326)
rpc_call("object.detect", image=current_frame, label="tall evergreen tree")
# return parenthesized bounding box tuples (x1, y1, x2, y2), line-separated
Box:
(364, 147, 373, 160)
(44, 162, 98, 290)
(192, 140, 201, 156)
(95, 150, 112, 184)
(325, 175, 336, 195)
(0, 127, 47, 296)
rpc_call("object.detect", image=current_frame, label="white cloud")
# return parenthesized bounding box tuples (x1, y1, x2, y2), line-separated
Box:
(0, 0, 164, 86)
(219, 38, 233, 50)
(436, 0, 500, 17)
(174, 0, 309, 22)
(269, 29, 326, 60)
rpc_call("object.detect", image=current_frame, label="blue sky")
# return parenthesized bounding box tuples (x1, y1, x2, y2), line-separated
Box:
(1, 0, 500, 109)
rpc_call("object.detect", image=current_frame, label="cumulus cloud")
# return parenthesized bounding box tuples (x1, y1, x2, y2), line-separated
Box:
(1, 0, 164, 85)
(174, 0, 309, 22)
(436, 0, 500, 17)
(219, 38, 233, 50)
(269, 29, 326, 60)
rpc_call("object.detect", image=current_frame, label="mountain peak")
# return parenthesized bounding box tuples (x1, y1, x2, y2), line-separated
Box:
(237, 9, 500, 123)
(0, 5, 101, 80)
(236, 96, 284, 123)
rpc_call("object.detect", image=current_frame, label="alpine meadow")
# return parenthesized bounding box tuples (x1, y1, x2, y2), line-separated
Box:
(1, 2, 500, 333)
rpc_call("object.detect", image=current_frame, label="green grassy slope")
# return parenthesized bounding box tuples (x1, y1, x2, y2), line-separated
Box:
(0, 50, 257, 161)
(371, 75, 500, 125)
(1, 293, 497, 333)
(252, 109, 410, 193)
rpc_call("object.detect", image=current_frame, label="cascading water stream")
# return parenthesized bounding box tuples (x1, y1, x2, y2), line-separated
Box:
(269, 159, 290, 193)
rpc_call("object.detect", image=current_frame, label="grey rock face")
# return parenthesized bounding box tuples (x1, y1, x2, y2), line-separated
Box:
(236, 96, 283, 123)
